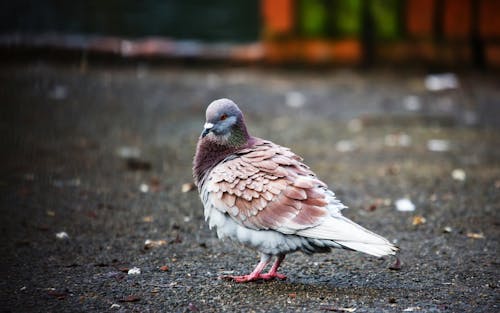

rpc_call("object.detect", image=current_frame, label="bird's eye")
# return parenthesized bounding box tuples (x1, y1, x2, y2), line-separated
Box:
(220, 114, 228, 121)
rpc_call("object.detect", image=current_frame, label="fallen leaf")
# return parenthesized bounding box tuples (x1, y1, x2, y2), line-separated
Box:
(126, 158, 152, 171)
(389, 257, 402, 271)
(412, 215, 426, 226)
(119, 295, 141, 303)
(171, 234, 182, 244)
(466, 232, 485, 239)
(47, 290, 68, 300)
(149, 177, 161, 192)
(288, 293, 297, 298)
(35, 224, 50, 231)
(142, 216, 154, 223)
(144, 239, 167, 249)
(188, 302, 200, 312)
(319, 306, 356, 312)
(159, 265, 169, 272)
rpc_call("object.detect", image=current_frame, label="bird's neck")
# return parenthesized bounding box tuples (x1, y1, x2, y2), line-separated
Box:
(193, 135, 257, 188)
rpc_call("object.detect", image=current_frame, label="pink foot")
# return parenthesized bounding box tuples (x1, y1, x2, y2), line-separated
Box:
(259, 272, 287, 280)
(220, 272, 287, 283)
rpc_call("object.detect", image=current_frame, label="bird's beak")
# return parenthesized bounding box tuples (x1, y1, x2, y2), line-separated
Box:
(201, 122, 214, 138)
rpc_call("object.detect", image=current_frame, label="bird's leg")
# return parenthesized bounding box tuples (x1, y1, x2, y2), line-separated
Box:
(221, 254, 287, 282)
(221, 254, 271, 283)
(260, 254, 287, 280)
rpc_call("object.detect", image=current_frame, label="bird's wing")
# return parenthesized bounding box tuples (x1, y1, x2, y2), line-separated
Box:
(204, 139, 340, 234)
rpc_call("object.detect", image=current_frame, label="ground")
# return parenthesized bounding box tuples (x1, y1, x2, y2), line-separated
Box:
(0, 60, 499, 312)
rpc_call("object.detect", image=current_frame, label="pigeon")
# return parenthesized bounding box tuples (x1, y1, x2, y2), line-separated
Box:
(193, 98, 398, 283)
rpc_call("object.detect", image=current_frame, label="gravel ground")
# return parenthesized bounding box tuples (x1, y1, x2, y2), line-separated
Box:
(0, 60, 499, 312)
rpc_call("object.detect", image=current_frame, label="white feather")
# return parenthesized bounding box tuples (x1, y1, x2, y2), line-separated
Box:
(297, 216, 397, 257)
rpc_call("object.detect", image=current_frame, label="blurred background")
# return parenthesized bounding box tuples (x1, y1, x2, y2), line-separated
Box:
(1, 0, 500, 67)
(1, 1, 499, 312)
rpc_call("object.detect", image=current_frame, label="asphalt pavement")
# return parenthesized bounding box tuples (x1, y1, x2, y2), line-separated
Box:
(0, 60, 498, 312)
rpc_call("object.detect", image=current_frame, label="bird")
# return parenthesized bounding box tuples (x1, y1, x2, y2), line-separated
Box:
(193, 98, 398, 283)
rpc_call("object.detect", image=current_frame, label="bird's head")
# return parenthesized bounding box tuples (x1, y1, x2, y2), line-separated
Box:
(200, 98, 249, 147)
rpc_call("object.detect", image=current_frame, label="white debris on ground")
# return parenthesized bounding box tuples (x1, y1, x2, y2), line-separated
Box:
(48, 84, 68, 100)
(395, 198, 416, 212)
(403, 307, 421, 312)
(144, 239, 167, 249)
(347, 118, 363, 132)
(336, 140, 356, 152)
(139, 183, 149, 193)
(451, 168, 466, 181)
(181, 182, 195, 193)
(55, 231, 69, 240)
(116, 146, 141, 158)
(424, 73, 459, 91)
(285, 91, 306, 108)
(52, 178, 81, 188)
(127, 267, 141, 275)
(427, 139, 450, 152)
(403, 95, 422, 111)
(385, 133, 411, 147)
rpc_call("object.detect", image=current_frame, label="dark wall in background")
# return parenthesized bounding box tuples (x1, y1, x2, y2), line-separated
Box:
(0, 0, 260, 42)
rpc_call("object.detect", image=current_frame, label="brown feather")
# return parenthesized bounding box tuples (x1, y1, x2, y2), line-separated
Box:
(202, 137, 332, 233)
(284, 186, 308, 200)
(221, 193, 236, 207)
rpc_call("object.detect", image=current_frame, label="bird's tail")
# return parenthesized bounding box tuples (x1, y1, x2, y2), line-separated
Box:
(298, 216, 398, 257)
